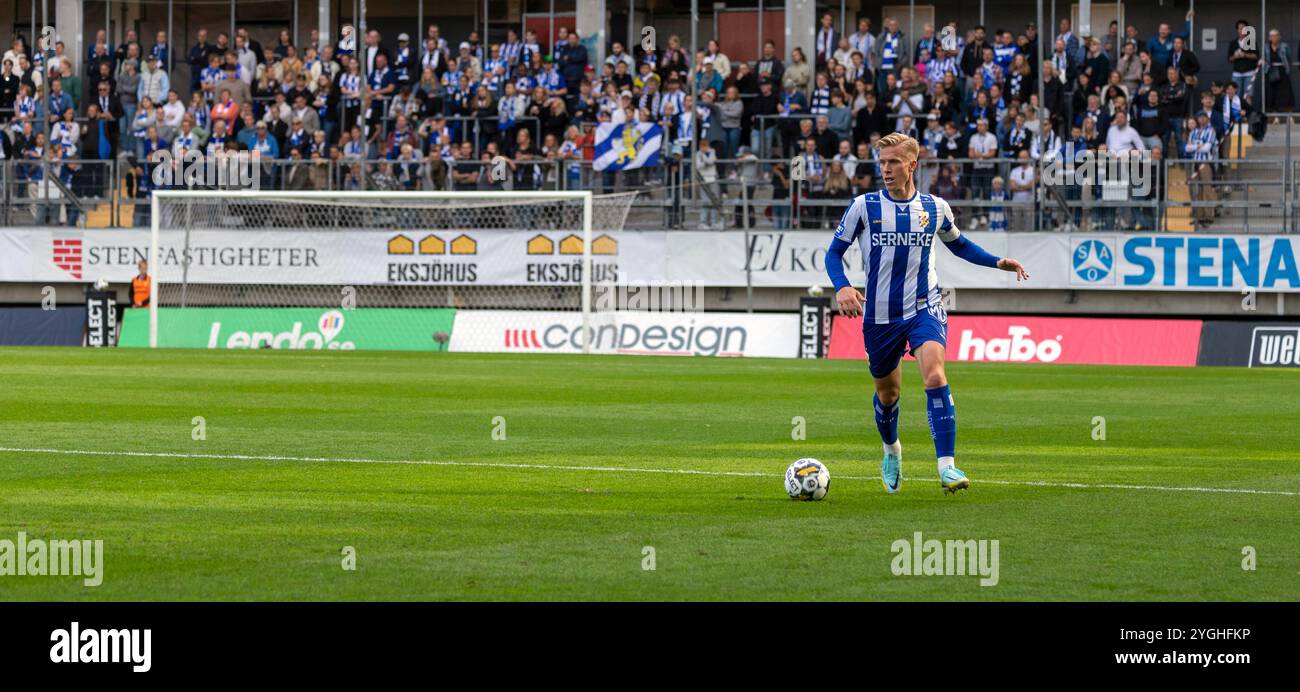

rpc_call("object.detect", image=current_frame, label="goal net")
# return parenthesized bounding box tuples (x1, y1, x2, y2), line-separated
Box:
(145, 191, 637, 352)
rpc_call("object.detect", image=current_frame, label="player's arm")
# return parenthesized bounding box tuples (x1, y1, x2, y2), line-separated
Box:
(827, 197, 865, 316)
(936, 199, 1030, 280)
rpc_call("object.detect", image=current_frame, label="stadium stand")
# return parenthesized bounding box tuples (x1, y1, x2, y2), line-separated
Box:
(0, 2, 1296, 233)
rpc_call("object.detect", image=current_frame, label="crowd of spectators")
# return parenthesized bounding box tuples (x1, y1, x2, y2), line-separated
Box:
(0, 9, 1292, 230)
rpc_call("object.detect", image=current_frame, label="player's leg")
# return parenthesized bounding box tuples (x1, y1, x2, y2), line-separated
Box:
(864, 321, 907, 493)
(872, 365, 902, 443)
(908, 301, 969, 493)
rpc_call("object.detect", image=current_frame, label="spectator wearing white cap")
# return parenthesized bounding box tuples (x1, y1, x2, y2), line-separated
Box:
(394, 33, 414, 86)
(456, 41, 481, 78)
(694, 54, 723, 94)
(611, 89, 634, 124)
(137, 54, 169, 105)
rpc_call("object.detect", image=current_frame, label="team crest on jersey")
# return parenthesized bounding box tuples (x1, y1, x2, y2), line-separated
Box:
(917, 210, 930, 230)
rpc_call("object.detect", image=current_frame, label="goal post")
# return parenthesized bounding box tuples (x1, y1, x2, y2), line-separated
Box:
(146, 190, 633, 353)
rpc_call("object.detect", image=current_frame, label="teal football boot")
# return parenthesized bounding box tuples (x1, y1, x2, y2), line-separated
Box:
(881, 444, 902, 494)
(940, 466, 970, 495)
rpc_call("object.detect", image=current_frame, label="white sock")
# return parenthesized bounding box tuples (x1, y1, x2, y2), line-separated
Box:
(937, 456, 955, 474)
(883, 440, 901, 456)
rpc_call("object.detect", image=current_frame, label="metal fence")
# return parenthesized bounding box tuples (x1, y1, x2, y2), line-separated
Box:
(0, 153, 1292, 233)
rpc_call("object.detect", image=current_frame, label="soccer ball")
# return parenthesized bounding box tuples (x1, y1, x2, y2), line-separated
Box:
(784, 458, 830, 501)
(807, 285, 824, 297)
(93, 278, 110, 291)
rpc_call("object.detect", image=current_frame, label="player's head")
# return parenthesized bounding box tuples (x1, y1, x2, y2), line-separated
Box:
(873, 132, 920, 198)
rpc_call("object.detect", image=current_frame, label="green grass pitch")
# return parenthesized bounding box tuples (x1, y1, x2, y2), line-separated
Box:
(1, 347, 1296, 601)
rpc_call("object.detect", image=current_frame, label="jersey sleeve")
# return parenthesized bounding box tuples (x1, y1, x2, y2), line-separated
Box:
(833, 195, 866, 243)
(936, 196, 961, 243)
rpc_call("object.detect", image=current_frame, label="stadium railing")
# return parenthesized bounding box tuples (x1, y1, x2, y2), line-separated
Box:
(1164, 157, 1287, 234)
(0, 154, 1288, 233)
(1, 159, 113, 228)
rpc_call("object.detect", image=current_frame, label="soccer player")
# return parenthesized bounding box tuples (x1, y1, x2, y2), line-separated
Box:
(825, 133, 1029, 494)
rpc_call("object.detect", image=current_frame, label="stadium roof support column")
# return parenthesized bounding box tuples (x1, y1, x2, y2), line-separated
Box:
(786, 0, 814, 64)
(39, 0, 48, 188)
(1036, 0, 1044, 230)
(55, 0, 82, 77)
(1261, 0, 1267, 112)
(319, 0, 331, 50)
(576, 0, 606, 68)
(908, 0, 914, 47)
(0, 5, 13, 57)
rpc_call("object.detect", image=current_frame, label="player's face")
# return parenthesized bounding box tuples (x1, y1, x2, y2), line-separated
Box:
(877, 145, 917, 196)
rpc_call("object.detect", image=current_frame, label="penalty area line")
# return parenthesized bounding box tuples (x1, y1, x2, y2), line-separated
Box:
(0, 447, 1296, 497)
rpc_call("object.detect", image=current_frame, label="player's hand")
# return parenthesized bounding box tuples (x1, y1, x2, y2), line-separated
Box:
(835, 286, 865, 317)
(997, 257, 1030, 281)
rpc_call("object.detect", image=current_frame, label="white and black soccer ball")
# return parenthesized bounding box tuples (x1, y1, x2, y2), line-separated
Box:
(93, 278, 110, 291)
(807, 285, 824, 297)
(784, 458, 830, 501)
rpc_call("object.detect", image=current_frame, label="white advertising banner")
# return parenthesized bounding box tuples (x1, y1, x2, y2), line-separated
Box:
(0, 229, 32, 280)
(11, 227, 664, 287)
(450, 310, 800, 358)
(4, 228, 1298, 292)
(1021, 233, 1300, 292)
(734, 231, 1300, 292)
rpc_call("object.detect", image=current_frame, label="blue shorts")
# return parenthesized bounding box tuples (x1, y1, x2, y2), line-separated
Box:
(862, 304, 949, 379)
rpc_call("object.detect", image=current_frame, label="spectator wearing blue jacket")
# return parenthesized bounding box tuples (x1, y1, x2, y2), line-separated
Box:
(248, 121, 280, 188)
(695, 56, 724, 95)
(1146, 11, 1192, 75)
(1055, 18, 1083, 66)
(46, 79, 74, 126)
(560, 32, 588, 95)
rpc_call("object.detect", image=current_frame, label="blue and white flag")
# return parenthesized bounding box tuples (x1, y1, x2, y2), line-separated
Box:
(593, 121, 663, 172)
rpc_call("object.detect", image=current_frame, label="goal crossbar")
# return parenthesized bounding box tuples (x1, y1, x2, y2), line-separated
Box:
(148, 190, 596, 352)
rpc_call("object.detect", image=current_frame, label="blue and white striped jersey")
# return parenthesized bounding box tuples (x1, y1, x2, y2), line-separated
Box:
(833, 190, 960, 325)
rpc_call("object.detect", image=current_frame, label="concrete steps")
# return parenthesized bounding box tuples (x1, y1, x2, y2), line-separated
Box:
(1163, 165, 1193, 232)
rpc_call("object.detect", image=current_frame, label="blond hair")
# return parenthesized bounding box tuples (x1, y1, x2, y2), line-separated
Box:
(873, 132, 921, 161)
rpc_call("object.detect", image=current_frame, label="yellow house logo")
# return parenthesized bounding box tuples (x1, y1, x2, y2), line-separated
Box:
(450, 234, 477, 254)
(388, 233, 475, 255)
(559, 234, 584, 255)
(527, 234, 618, 255)
(527, 234, 554, 255)
(592, 234, 617, 255)
(419, 235, 445, 254)
(387, 234, 415, 255)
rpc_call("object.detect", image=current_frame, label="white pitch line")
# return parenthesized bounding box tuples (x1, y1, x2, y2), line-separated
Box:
(0, 447, 1296, 497)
